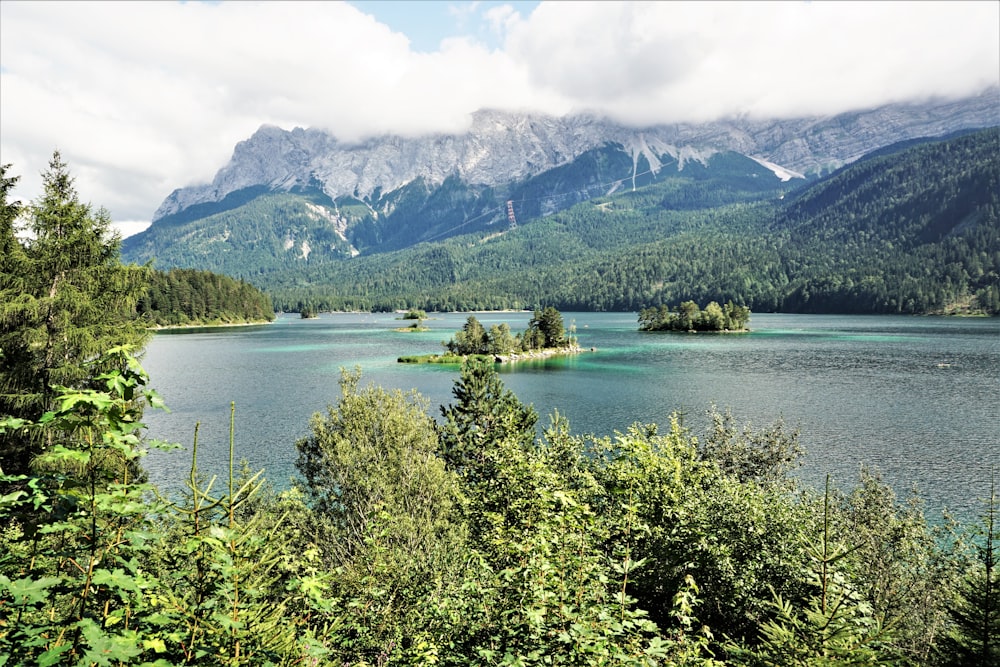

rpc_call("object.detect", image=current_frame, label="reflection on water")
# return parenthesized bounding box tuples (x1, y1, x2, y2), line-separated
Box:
(141, 312, 1000, 522)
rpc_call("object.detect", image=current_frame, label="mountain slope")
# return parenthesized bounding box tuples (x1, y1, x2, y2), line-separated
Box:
(122, 89, 999, 268)
(261, 128, 999, 315)
(149, 90, 999, 222)
(124, 147, 789, 273)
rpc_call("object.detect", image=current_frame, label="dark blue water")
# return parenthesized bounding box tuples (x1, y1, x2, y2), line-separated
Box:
(140, 312, 1000, 521)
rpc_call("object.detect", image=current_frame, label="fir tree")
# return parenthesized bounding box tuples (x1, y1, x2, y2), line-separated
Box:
(0, 152, 150, 476)
(438, 358, 538, 483)
(939, 475, 1000, 666)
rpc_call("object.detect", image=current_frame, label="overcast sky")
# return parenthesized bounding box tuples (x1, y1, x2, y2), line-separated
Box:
(1, 1, 997, 237)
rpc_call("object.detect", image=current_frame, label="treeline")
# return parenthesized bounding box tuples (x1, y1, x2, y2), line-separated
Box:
(260, 128, 999, 315)
(1, 352, 996, 665)
(639, 300, 751, 332)
(137, 267, 274, 327)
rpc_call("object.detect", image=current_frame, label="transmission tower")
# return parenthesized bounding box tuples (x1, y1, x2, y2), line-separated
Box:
(506, 200, 517, 229)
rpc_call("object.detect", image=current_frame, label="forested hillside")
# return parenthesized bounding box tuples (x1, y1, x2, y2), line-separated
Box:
(123, 147, 790, 276)
(124, 189, 358, 278)
(264, 128, 999, 315)
(776, 128, 1000, 312)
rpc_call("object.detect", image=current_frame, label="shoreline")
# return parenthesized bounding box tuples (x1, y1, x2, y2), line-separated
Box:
(148, 319, 274, 331)
(493, 344, 590, 363)
(399, 344, 593, 365)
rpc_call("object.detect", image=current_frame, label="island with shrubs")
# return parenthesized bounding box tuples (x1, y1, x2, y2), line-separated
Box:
(399, 306, 583, 364)
(394, 308, 430, 332)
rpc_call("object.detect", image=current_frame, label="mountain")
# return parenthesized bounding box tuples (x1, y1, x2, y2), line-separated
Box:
(258, 127, 998, 315)
(123, 89, 999, 272)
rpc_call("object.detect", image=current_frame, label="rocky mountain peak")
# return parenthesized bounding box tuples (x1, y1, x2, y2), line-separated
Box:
(152, 88, 999, 222)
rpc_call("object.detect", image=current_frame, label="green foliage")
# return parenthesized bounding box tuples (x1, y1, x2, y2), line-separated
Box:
(834, 468, 966, 663)
(144, 410, 332, 665)
(700, 406, 803, 486)
(0, 352, 340, 665)
(0, 163, 23, 277)
(0, 153, 150, 477)
(294, 368, 469, 663)
(583, 418, 812, 652)
(730, 478, 901, 666)
(446, 315, 490, 355)
(639, 301, 751, 332)
(444, 309, 576, 357)
(438, 358, 539, 485)
(525, 306, 572, 349)
(401, 308, 427, 321)
(937, 476, 1000, 666)
(436, 362, 717, 665)
(0, 316, 988, 665)
(0, 348, 175, 665)
(137, 267, 275, 327)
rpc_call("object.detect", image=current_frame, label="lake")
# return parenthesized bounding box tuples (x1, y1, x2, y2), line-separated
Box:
(140, 312, 999, 522)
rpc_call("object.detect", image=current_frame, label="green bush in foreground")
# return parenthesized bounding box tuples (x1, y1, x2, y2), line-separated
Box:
(0, 351, 992, 665)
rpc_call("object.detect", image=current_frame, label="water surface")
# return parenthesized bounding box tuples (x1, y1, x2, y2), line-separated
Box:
(141, 312, 999, 521)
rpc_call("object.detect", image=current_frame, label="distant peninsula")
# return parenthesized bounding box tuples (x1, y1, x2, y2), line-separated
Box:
(138, 268, 275, 328)
(638, 301, 750, 333)
(399, 307, 583, 364)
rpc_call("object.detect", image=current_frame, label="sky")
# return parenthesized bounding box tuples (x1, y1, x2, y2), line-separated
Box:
(1, 1, 997, 238)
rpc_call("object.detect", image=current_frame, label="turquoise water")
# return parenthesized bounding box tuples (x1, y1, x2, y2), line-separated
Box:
(140, 312, 999, 521)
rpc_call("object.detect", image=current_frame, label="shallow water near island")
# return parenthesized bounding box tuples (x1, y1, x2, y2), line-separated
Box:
(140, 312, 999, 523)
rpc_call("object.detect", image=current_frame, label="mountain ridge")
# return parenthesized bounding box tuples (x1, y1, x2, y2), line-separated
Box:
(150, 88, 1000, 223)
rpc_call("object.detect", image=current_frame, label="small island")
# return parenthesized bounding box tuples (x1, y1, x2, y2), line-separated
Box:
(638, 300, 750, 332)
(399, 307, 583, 364)
(394, 308, 429, 332)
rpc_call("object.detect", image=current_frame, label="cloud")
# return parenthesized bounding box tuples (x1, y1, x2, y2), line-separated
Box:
(1, 1, 996, 232)
(507, 1, 1000, 124)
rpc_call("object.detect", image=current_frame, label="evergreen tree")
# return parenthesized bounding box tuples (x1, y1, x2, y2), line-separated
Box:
(445, 315, 488, 355)
(0, 152, 150, 476)
(0, 163, 23, 273)
(438, 358, 538, 483)
(939, 477, 1000, 666)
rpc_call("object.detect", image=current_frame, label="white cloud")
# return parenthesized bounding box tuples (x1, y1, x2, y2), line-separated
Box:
(506, 1, 1000, 124)
(1, 0, 996, 234)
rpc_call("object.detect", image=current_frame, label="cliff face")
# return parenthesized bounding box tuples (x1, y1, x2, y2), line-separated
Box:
(151, 89, 1000, 223)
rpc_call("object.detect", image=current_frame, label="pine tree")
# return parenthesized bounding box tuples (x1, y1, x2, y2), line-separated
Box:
(939, 475, 1000, 666)
(0, 152, 150, 476)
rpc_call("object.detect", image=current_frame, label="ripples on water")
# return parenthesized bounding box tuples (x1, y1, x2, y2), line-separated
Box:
(140, 313, 999, 523)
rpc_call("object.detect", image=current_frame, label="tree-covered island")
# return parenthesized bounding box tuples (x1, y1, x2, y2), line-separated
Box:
(639, 300, 751, 332)
(399, 306, 583, 363)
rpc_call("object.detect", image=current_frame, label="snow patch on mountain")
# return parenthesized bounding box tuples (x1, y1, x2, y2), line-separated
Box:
(748, 156, 804, 182)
